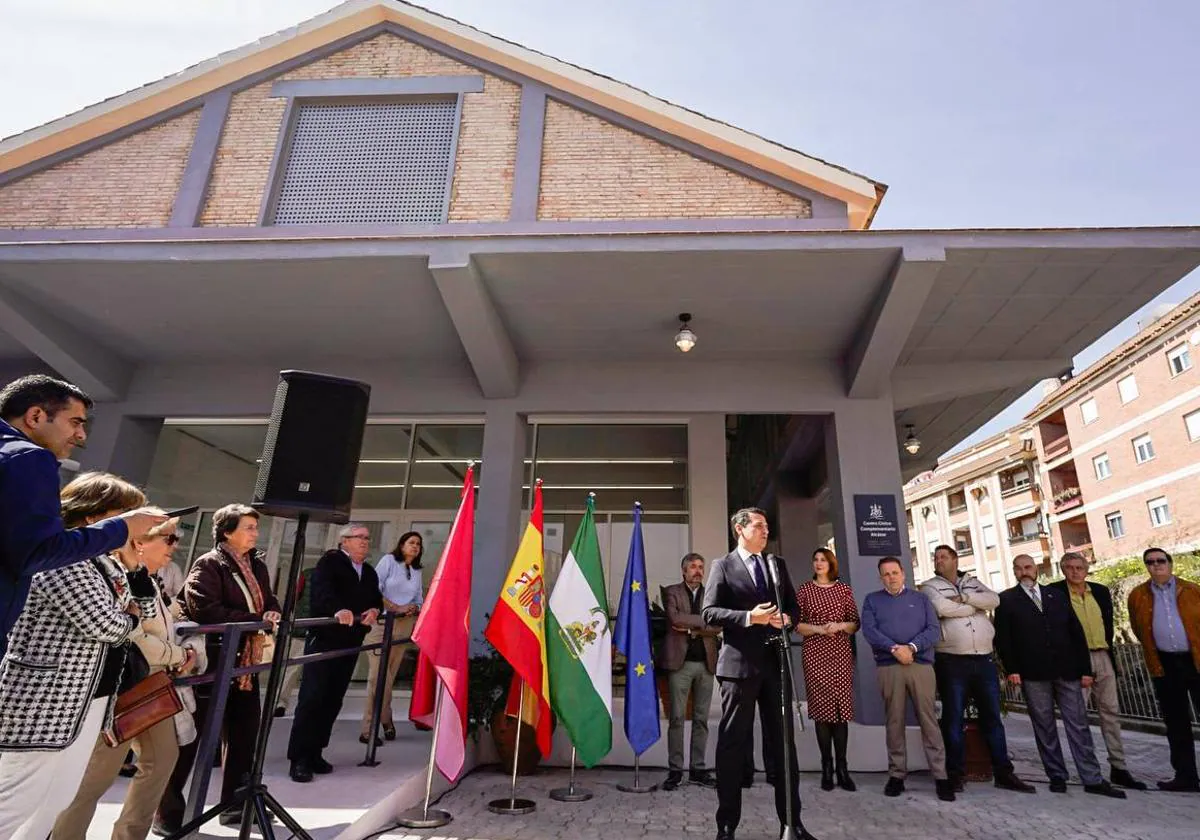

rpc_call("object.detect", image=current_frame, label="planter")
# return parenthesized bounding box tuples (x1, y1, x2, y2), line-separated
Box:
(490, 710, 544, 776)
(962, 721, 993, 782)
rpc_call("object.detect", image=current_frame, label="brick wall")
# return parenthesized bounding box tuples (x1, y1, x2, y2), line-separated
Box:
(537, 100, 812, 221)
(200, 32, 519, 226)
(0, 110, 200, 228)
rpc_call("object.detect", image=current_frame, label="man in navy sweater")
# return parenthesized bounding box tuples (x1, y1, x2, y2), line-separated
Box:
(861, 556, 955, 801)
(0, 375, 165, 657)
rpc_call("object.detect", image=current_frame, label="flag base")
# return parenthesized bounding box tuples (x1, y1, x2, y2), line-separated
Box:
(395, 808, 452, 829)
(487, 798, 537, 815)
(549, 786, 593, 802)
(615, 781, 658, 793)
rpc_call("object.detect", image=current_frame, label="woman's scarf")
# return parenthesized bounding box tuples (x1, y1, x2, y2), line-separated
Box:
(227, 548, 266, 692)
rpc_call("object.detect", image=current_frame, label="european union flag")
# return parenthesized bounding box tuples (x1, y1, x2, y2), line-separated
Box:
(614, 503, 661, 756)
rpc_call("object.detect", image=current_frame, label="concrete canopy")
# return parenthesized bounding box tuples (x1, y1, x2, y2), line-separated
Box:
(0, 225, 1197, 467)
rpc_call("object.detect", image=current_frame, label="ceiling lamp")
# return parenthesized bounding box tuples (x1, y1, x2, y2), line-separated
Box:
(903, 424, 922, 456)
(674, 313, 697, 353)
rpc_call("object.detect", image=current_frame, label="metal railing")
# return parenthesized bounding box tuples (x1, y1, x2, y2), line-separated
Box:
(999, 642, 1200, 724)
(174, 611, 402, 824)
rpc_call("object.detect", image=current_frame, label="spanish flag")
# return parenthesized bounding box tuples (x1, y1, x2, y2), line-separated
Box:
(484, 481, 553, 756)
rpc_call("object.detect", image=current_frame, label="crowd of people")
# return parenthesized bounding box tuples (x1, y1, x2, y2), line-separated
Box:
(0, 373, 1197, 840)
(669, 508, 1200, 840)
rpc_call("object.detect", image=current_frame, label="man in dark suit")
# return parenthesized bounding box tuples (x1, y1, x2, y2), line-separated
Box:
(994, 554, 1124, 799)
(1048, 551, 1145, 790)
(660, 552, 721, 791)
(287, 523, 382, 782)
(702, 508, 815, 840)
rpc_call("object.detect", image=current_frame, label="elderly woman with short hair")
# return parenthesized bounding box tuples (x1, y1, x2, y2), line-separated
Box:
(0, 472, 146, 840)
(155, 504, 281, 833)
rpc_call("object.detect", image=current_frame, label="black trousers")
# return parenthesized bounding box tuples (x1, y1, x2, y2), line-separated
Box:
(716, 661, 801, 830)
(741, 695, 778, 780)
(157, 680, 262, 826)
(1153, 651, 1200, 783)
(286, 636, 359, 763)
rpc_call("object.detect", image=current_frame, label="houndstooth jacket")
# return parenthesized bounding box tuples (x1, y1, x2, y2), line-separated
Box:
(0, 555, 140, 751)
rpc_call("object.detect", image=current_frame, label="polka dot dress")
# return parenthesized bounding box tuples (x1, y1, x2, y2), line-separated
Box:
(796, 581, 859, 722)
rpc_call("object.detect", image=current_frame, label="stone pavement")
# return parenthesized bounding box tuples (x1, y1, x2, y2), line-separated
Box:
(382, 716, 1198, 840)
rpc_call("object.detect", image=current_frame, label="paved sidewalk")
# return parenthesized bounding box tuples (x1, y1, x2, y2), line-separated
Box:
(387, 717, 1198, 840)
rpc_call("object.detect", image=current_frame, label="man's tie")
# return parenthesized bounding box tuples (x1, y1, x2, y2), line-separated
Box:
(1028, 585, 1043, 612)
(751, 554, 769, 600)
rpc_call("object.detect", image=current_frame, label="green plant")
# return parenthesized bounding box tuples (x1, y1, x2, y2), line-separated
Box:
(465, 637, 514, 742)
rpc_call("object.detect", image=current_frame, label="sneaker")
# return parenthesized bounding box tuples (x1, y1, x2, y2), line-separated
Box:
(1084, 780, 1126, 799)
(935, 779, 956, 802)
(1048, 778, 1068, 793)
(1109, 768, 1146, 791)
(884, 777, 905, 797)
(662, 771, 684, 791)
(994, 771, 1036, 794)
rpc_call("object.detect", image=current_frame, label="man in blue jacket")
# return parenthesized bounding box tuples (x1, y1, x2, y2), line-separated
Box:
(0, 374, 165, 657)
(861, 556, 955, 802)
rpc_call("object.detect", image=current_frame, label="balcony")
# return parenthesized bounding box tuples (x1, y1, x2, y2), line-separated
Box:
(948, 503, 967, 514)
(1000, 482, 1035, 499)
(1044, 434, 1072, 461)
(1052, 486, 1083, 513)
(1062, 542, 1094, 562)
(1008, 532, 1046, 547)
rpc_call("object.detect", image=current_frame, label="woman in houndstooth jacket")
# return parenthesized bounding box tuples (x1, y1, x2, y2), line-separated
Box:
(0, 472, 148, 840)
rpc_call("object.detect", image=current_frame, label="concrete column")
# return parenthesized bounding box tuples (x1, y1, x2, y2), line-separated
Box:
(687, 414, 728, 562)
(776, 489, 819, 584)
(990, 473, 1010, 583)
(824, 398, 909, 726)
(77, 406, 163, 487)
(473, 406, 526, 646)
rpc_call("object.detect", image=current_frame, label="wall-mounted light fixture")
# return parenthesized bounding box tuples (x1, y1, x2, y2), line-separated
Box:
(674, 313, 697, 353)
(903, 424, 922, 456)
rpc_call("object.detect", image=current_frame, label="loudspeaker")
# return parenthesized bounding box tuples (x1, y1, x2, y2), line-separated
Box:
(253, 371, 371, 524)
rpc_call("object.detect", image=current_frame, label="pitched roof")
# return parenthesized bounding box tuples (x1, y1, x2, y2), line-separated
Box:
(1025, 288, 1200, 419)
(0, 0, 885, 228)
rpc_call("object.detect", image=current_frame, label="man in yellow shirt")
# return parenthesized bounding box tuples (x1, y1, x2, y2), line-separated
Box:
(1049, 552, 1146, 790)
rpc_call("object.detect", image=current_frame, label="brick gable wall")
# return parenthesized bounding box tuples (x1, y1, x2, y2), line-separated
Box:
(0, 110, 200, 228)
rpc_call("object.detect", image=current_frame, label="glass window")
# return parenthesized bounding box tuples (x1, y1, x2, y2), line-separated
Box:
(1092, 453, 1112, 480)
(1105, 512, 1125, 540)
(1080, 398, 1099, 425)
(406, 424, 485, 509)
(353, 424, 412, 510)
(982, 523, 997, 548)
(1185, 409, 1200, 443)
(1168, 344, 1193, 376)
(1133, 433, 1155, 464)
(1117, 374, 1139, 404)
(1148, 496, 1171, 527)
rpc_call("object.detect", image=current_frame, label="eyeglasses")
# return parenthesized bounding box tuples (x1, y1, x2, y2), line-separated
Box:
(159, 534, 181, 546)
(346, 535, 370, 541)
(1144, 557, 1170, 567)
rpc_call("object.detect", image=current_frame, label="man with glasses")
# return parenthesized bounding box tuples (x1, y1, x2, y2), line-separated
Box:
(1128, 547, 1200, 792)
(1048, 552, 1145, 790)
(286, 524, 381, 783)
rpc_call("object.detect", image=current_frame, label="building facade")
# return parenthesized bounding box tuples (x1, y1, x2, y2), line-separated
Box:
(1, 0, 1198, 729)
(904, 427, 1050, 587)
(1029, 292, 1200, 563)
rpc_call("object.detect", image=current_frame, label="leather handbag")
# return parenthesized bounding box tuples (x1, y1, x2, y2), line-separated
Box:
(104, 669, 183, 747)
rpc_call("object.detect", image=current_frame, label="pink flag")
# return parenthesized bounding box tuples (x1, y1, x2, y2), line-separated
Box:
(408, 466, 475, 781)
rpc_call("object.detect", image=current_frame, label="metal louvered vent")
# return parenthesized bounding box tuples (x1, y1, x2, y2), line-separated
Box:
(270, 99, 458, 225)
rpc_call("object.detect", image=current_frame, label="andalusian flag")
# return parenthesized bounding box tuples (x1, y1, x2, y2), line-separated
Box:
(485, 481, 553, 756)
(546, 495, 612, 767)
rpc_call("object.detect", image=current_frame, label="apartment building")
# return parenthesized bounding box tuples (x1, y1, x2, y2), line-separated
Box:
(904, 427, 1051, 589)
(1027, 292, 1200, 563)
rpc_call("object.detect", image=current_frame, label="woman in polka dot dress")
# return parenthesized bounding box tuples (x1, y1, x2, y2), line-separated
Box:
(795, 548, 860, 792)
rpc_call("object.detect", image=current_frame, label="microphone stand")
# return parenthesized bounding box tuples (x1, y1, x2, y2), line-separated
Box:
(765, 554, 798, 840)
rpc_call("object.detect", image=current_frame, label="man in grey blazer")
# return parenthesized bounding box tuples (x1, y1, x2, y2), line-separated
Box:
(660, 552, 721, 791)
(702, 508, 815, 840)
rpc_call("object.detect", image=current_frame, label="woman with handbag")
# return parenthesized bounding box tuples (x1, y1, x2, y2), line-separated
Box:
(0, 473, 147, 840)
(52, 510, 198, 840)
(155, 504, 280, 833)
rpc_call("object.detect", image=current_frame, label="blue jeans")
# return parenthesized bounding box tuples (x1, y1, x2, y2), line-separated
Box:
(934, 653, 1013, 777)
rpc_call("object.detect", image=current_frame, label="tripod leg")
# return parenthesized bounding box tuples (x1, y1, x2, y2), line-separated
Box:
(261, 790, 314, 840)
(251, 793, 277, 840)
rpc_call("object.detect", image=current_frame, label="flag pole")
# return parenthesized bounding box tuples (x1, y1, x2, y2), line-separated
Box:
(488, 680, 537, 815)
(396, 686, 453, 828)
(617, 754, 657, 793)
(550, 747, 593, 802)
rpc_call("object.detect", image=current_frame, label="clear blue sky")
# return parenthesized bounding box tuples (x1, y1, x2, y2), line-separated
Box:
(3, 1, 1197, 455)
